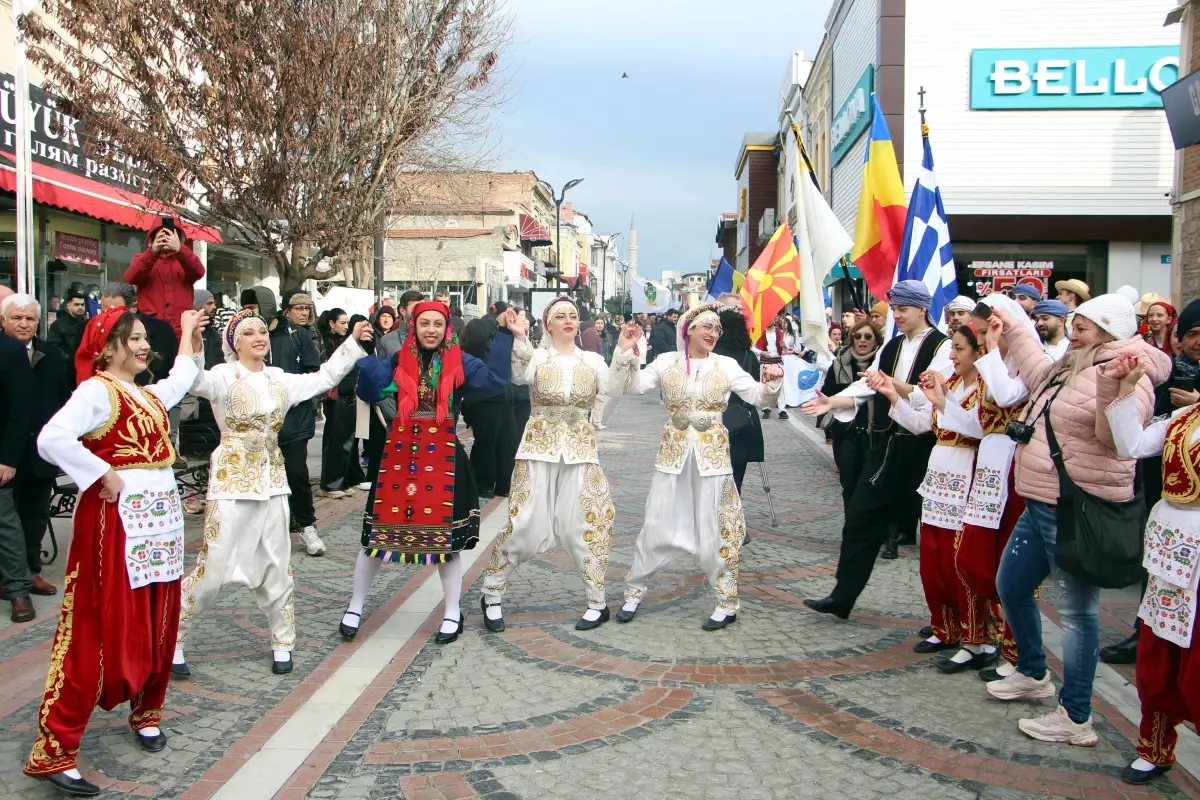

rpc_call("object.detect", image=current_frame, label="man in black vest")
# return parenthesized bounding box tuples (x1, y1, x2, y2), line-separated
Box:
(800, 280, 952, 619)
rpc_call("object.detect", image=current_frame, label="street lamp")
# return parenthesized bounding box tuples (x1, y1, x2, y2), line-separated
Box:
(592, 233, 620, 310)
(617, 259, 630, 316)
(540, 178, 584, 288)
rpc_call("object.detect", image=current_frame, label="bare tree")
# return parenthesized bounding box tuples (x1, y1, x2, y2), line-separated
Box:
(19, 0, 506, 287)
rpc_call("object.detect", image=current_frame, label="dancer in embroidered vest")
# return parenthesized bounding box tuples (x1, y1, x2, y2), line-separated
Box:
(876, 325, 996, 666)
(23, 308, 203, 795)
(172, 310, 374, 677)
(481, 296, 620, 632)
(340, 302, 515, 644)
(1107, 344, 1200, 785)
(609, 302, 783, 630)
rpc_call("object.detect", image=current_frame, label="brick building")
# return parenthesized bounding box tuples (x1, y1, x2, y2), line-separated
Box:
(734, 133, 780, 274)
(1170, 1, 1200, 302)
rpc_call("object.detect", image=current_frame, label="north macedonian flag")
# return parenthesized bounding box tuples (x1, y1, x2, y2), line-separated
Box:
(850, 95, 907, 302)
(739, 221, 801, 342)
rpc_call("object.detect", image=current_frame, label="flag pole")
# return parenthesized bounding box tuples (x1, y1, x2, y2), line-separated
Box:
(787, 116, 863, 313)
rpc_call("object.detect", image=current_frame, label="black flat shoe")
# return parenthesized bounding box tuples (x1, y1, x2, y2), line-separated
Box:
(272, 655, 293, 675)
(778, 411, 790, 420)
(39, 772, 100, 797)
(135, 729, 168, 752)
(481, 596, 505, 633)
(935, 649, 999, 674)
(803, 596, 850, 620)
(1100, 633, 1139, 665)
(919, 625, 934, 638)
(616, 607, 638, 623)
(1121, 763, 1171, 785)
(170, 662, 190, 679)
(339, 611, 361, 641)
(434, 613, 464, 644)
(880, 536, 899, 560)
(575, 606, 610, 631)
(913, 639, 957, 654)
(978, 666, 1012, 682)
(701, 614, 737, 631)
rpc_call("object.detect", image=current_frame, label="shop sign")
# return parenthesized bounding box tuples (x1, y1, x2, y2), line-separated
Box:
(969, 261, 1053, 297)
(970, 47, 1179, 110)
(0, 73, 154, 193)
(831, 66, 874, 166)
(1161, 65, 1200, 149)
(54, 231, 101, 266)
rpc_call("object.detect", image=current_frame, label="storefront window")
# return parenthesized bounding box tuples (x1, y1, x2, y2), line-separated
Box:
(207, 245, 266, 306)
(954, 243, 1106, 302)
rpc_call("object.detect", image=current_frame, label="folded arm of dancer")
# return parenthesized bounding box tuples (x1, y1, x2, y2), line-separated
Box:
(822, 339, 953, 424)
(190, 333, 369, 405)
(610, 347, 782, 407)
(974, 350, 1030, 409)
(356, 328, 513, 403)
(887, 390, 934, 435)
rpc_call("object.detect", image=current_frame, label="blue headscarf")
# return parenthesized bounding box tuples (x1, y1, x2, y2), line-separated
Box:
(1033, 299, 1069, 318)
(1012, 284, 1042, 302)
(886, 280, 932, 310)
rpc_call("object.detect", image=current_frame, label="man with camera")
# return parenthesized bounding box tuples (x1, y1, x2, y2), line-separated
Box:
(124, 217, 206, 337)
(800, 280, 952, 618)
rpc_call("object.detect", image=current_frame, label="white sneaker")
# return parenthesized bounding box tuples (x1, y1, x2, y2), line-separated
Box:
(299, 526, 327, 556)
(985, 670, 1056, 701)
(357, 482, 372, 491)
(594, 423, 608, 431)
(318, 489, 346, 499)
(1017, 705, 1098, 746)
(342, 487, 357, 497)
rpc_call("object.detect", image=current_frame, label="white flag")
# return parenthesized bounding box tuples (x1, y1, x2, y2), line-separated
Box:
(792, 129, 853, 355)
(631, 276, 671, 314)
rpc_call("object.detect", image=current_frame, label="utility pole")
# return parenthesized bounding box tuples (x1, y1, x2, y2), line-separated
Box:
(541, 178, 584, 290)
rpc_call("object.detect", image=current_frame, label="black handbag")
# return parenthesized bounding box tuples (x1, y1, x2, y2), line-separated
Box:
(723, 351, 758, 434)
(1043, 396, 1146, 589)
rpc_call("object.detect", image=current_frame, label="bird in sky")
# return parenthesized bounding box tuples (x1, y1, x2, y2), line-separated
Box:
(621, 72, 629, 78)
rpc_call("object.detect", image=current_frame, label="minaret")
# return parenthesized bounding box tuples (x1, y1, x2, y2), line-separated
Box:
(628, 215, 638, 282)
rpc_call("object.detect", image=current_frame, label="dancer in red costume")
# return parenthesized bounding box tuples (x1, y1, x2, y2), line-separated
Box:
(23, 308, 204, 796)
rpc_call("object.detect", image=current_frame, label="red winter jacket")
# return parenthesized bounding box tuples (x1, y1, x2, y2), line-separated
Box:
(123, 225, 205, 336)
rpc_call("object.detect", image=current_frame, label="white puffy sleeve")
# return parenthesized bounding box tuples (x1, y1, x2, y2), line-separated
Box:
(1106, 392, 1172, 461)
(37, 380, 116, 492)
(276, 337, 368, 406)
(145, 355, 200, 409)
(976, 350, 1030, 409)
(728, 357, 782, 408)
(612, 347, 661, 395)
(889, 391, 934, 435)
(511, 337, 538, 386)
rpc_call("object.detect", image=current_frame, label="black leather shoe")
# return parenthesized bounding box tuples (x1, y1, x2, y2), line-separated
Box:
(339, 611, 361, 641)
(434, 613, 464, 644)
(481, 596, 505, 633)
(778, 411, 790, 420)
(935, 649, 999, 674)
(271, 655, 293, 674)
(170, 662, 190, 679)
(803, 596, 850, 620)
(978, 666, 1011, 682)
(1121, 763, 1171, 785)
(914, 639, 957, 654)
(616, 607, 638, 623)
(701, 614, 737, 631)
(919, 625, 934, 638)
(575, 606, 610, 631)
(39, 772, 101, 796)
(762, 409, 771, 419)
(135, 729, 168, 752)
(880, 535, 899, 560)
(1100, 632, 1139, 665)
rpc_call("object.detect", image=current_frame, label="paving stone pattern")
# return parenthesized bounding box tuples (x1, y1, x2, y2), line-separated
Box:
(0, 395, 1196, 799)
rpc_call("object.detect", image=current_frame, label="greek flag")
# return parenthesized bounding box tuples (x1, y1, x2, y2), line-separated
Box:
(894, 125, 956, 328)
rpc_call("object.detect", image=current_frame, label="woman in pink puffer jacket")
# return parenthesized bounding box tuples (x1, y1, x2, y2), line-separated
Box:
(983, 294, 1172, 749)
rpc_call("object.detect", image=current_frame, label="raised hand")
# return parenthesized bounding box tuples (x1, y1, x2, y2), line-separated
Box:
(801, 391, 832, 418)
(985, 315, 1003, 352)
(1102, 353, 1140, 381)
(761, 363, 783, 382)
(617, 322, 642, 352)
(352, 320, 374, 342)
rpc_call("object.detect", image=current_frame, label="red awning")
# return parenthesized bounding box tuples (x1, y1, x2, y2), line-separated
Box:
(0, 154, 222, 243)
(518, 213, 551, 246)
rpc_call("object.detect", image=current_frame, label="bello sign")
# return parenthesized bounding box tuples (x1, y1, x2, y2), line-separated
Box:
(831, 66, 873, 166)
(970, 46, 1179, 110)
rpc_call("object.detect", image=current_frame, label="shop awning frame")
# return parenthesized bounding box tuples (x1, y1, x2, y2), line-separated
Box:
(518, 212, 552, 246)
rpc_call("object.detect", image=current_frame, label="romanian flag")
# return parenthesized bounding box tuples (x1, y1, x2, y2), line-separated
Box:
(739, 222, 801, 342)
(850, 95, 907, 302)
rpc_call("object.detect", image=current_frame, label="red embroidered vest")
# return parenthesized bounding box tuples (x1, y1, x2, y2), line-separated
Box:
(977, 375, 1024, 436)
(1162, 405, 1200, 506)
(81, 374, 177, 470)
(932, 375, 981, 449)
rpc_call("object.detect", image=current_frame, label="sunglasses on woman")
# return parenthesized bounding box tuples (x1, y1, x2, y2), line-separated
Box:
(853, 332, 875, 341)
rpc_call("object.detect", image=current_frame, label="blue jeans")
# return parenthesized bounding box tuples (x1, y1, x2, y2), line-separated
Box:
(996, 499, 1101, 723)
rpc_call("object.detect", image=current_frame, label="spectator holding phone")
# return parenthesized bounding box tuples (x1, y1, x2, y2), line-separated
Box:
(124, 217, 206, 337)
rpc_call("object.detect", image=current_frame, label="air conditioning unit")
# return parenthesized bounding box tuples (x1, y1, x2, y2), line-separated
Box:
(756, 209, 777, 244)
(445, 219, 459, 228)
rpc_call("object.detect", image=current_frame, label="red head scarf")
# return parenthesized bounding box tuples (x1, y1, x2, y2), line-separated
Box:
(1141, 300, 1178, 355)
(74, 307, 134, 385)
(392, 301, 464, 424)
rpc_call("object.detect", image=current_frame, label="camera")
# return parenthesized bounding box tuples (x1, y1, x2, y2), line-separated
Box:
(1005, 421, 1034, 444)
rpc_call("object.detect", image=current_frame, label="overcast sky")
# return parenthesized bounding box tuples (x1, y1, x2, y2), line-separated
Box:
(492, 0, 829, 279)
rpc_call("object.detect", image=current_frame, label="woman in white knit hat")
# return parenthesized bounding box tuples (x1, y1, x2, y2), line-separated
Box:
(983, 294, 1173, 747)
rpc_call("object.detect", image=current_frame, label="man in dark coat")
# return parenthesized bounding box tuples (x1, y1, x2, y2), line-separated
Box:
(271, 290, 325, 554)
(0, 305, 34, 622)
(1, 292, 70, 613)
(46, 288, 88, 363)
(647, 308, 679, 363)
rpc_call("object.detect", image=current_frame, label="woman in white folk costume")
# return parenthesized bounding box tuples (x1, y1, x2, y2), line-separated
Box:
(23, 309, 202, 795)
(340, 302, 516, 645)
(482, 296, 619, 631)
(172, 309, 374, 677)
(610, 302, 783, 630)
(1105, 337, 1200, 786)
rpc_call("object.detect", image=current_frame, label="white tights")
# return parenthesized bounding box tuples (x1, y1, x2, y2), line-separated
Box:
(344, 552, 463, 634)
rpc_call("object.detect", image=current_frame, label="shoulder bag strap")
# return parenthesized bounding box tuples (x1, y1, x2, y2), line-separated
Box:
(1040, 382, 1075, 489)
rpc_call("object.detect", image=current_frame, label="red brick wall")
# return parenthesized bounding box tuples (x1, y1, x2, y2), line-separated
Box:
(747, 150, 779, 267)
(1178, 6, 1200, 300)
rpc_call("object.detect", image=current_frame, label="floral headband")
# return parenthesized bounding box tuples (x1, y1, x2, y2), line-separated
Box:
(541, 295, 577, 330)
(225, 308, 267, 352)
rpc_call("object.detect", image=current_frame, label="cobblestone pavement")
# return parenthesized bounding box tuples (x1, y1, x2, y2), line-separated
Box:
(1, 396, 1198, 799)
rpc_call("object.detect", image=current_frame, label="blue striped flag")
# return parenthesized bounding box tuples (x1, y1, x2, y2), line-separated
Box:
(894, 123, 956, 329)
(704, 257, 735, 301)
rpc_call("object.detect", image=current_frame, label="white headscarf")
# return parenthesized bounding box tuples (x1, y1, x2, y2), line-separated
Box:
(979, 292, 1040, 374)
